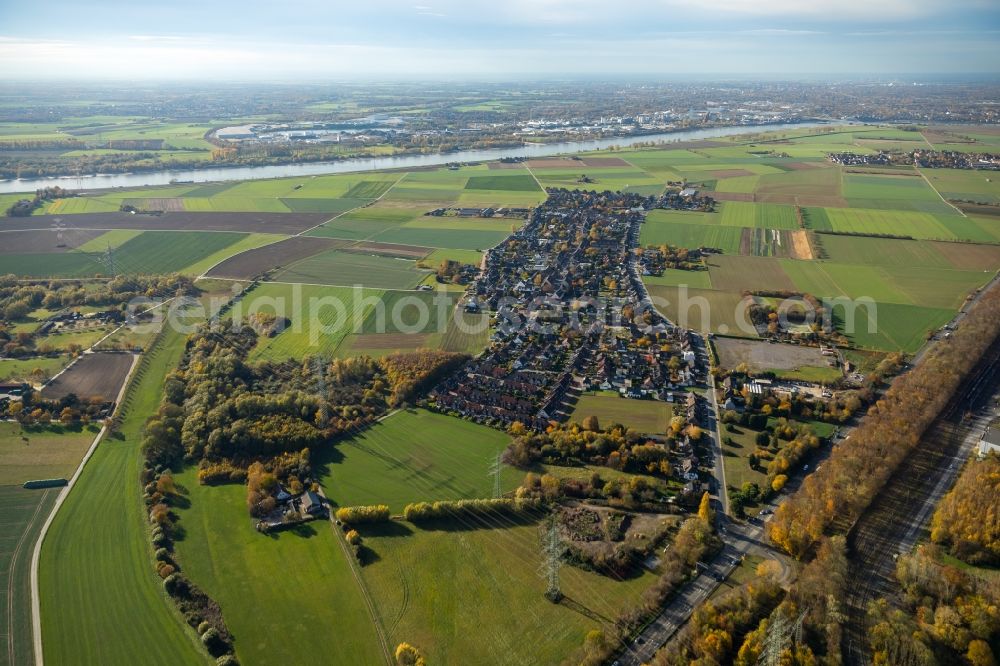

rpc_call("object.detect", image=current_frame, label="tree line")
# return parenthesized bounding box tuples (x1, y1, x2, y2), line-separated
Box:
(768, 286, 1000, 559)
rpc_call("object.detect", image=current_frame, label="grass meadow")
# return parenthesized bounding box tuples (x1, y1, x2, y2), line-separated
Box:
(569, 393, 674, 434)
(39, 326, 209, 666)
(171, 468, 386, 666)
(318, 409, 518, 511)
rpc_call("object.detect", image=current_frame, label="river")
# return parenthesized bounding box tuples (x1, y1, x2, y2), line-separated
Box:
(0, 121, 835, 194)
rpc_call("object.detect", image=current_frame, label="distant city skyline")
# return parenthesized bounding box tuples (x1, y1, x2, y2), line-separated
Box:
(1, 0, 998, 79)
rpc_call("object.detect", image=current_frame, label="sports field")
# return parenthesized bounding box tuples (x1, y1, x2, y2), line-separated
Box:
(318, 409, 518, 510)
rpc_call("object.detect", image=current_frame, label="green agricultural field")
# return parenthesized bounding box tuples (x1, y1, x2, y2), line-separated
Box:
(237, 283, 382, 361)
(1, 252, 105, 278)
(278, 197, 367, 214)
(38, 325, 113, 351)
(831, 300, 953, 352)
(822, 207, 960, 240)
(318, 409, 518, 510)
(358, 290, 456, 335)
(532, 167, 661, 193)
(369, 225, 510, 251)
(754, 165, 841, 199)
(817, 235, 953, 268)
(464, 174, 542, 191)
(440, 311, 491, 354)
(0, 486, 60, 666)
(715, 175, 759, 193)
(923, 168, 1000, 204)
(111, 230, 248, 274)
(842, 173, 941, 201)
(272, 249, 424, 289)
(359, 519, 657, 665)
(569, 393, 673, 434)
(640, 218, 743, 252)
(0, 422, 98, 485)
(44, 197, 121, 214)
(718, 202, 799, 230)
(181, 196, 292, 213)
(39, 326, 209, 666)
(647, 284, 755, 337)
(171, 468, 386, 665)
(779, 259, 989, 309)
(706, 255, 796, 293)
(417, 248, 484, 267)
(75, 229, 144, 252)
(344, 180, 398, 198)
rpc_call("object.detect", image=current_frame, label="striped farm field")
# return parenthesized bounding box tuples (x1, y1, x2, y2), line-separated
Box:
(39, 325, 209, 666)
(718, 202, 799, 229)
(110, 230, 248, 274)
(822, 207, 958, 239)
(842, 173, 941, 200)
(640, 219, 743, 252)
(272, 249, 424, 289)
(236, 282, 383, 361)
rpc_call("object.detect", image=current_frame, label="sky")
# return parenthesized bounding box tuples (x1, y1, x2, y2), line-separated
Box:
(0, 0, 998, 80)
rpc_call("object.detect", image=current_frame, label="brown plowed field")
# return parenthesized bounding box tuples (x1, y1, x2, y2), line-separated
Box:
(0, 229, 103, 254)
(205, 236, 349, 279)
(41, 352, 134, 402)
(579, 157, 632, 167)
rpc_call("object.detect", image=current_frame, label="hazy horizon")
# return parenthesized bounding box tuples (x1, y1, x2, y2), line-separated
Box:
(1, 0, 998, 80)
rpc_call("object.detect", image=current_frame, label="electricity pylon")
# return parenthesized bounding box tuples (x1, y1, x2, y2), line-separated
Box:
(757, 608, 807, 666)
(488, 451, 502, 499)
(539, 514, 565, 603)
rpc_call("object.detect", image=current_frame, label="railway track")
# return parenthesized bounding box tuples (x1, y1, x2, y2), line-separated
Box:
(842, 339, 1000, 665)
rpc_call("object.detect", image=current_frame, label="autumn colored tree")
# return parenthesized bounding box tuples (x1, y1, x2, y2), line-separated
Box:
(698, 491, 714, 524)
(930, 454, 1000, 565)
